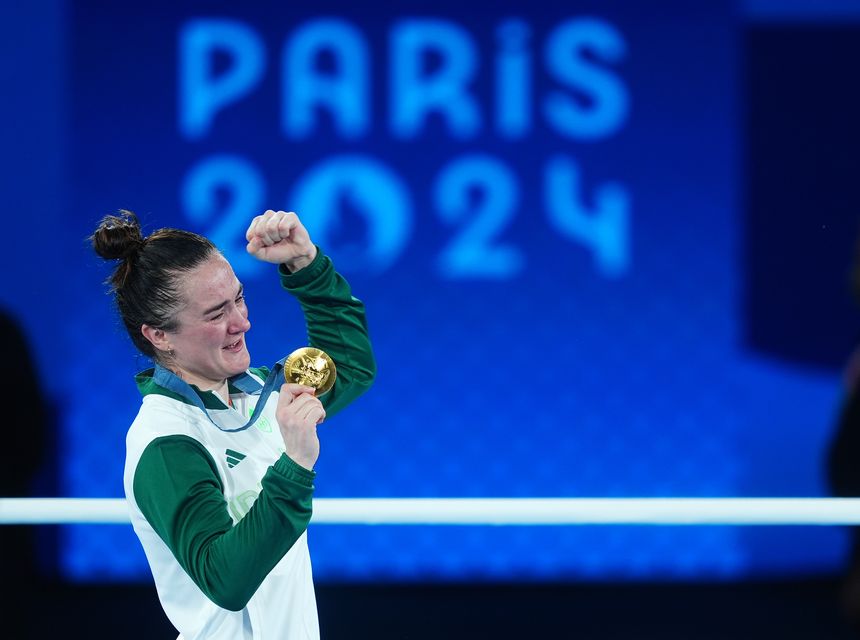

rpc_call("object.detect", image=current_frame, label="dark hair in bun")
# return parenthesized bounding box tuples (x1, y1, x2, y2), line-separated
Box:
(91, 209, 145, 261)
(91, 210, 218, 360)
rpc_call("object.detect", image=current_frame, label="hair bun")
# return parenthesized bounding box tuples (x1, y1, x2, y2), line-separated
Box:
(91, 210, 144, 260)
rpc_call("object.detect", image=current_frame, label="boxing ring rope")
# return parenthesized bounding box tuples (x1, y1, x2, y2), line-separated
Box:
(3, 498, 860, 525)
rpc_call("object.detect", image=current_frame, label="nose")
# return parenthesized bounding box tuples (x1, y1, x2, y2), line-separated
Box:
(228, 305, 251, 333)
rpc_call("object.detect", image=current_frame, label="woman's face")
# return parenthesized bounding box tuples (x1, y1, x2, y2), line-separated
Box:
(166, 254, 251, 389)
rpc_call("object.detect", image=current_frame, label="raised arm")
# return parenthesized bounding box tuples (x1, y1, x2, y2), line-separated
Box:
(246, 210, 376, 418)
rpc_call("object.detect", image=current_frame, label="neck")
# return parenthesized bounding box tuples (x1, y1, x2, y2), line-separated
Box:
(208, 380, 231, 405)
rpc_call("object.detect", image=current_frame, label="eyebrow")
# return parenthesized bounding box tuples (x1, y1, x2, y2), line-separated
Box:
(202, 283, 243, 316)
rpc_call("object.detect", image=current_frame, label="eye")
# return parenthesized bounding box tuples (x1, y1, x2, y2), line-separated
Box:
(236, 294, 246, 304)
(210, 312, 225, 321)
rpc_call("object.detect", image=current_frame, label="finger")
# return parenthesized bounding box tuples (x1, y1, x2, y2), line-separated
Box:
(280, 383, 316, 400)
(255, 223, 276, 246)
(299, 399, 325, 423)
(285, 391, 319, 411)
(288, 393, 316, 410)
(285, 397, 320, 424)
(245, 215, 264, 242)
(246, 237, 263, 254)
(275, 212, 298, 242)
(265, 214, 286, 244)
(253, 215, 275, 244)
(311, 406, 326, 425)
(250, 211, 278, 245)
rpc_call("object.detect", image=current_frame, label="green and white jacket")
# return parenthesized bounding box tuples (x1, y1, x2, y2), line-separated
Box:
(123, 252, 375, 640)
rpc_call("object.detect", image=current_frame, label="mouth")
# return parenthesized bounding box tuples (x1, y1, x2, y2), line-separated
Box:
(223, 337, 244, 353)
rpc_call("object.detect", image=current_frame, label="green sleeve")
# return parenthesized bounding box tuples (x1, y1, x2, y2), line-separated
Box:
(278, 249, 377, 418)
(133, 435, 314, 611)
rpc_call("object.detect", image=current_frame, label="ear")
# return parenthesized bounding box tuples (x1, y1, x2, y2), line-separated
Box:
(141, 324, 171, 354)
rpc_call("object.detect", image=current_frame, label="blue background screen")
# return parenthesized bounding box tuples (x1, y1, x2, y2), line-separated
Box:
(1, 0, 857, 583)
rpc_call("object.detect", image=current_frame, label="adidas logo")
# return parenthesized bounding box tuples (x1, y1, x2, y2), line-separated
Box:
(226, 449, 247, 469)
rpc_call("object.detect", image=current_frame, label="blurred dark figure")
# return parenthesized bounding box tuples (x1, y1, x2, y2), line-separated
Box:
(828, 237, 860, 634)
(0, 308, 50, 621)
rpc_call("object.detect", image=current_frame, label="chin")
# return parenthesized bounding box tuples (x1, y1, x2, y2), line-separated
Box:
(225, 352, 251, 377)
(235, 354, 251, 374)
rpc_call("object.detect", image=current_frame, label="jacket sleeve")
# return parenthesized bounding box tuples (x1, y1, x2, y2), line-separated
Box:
(278, 248, 377, 418)
(133, 435, 314, 611)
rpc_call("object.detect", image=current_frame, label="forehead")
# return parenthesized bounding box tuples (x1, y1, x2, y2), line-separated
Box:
(177, 255, 239, 311)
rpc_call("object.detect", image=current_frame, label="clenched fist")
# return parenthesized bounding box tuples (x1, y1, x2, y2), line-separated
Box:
(246, 210, 317, 272)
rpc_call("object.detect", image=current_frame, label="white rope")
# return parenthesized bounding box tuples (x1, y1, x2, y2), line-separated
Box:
(3, 498, 860, 525)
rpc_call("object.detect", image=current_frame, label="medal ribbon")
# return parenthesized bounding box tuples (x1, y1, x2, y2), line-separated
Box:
(152, 358, 287, 433)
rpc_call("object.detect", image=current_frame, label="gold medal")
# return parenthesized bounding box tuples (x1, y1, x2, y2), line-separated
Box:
(284, 347, 336, 396)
